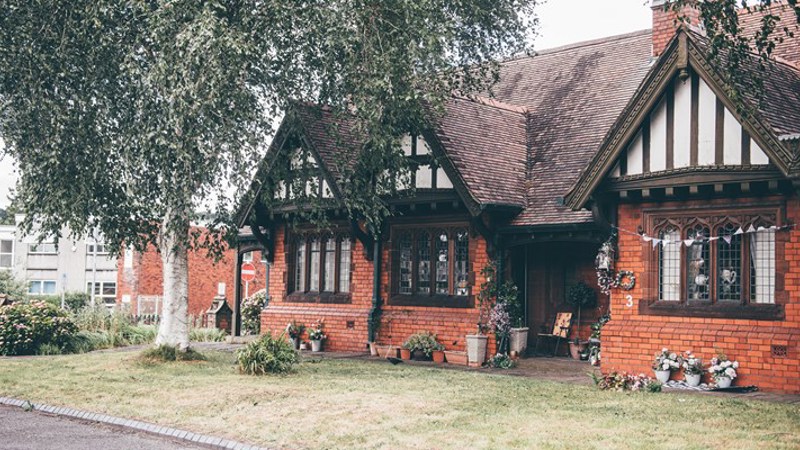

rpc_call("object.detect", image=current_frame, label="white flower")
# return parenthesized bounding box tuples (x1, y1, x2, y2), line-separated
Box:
(669, 353, 677, 360)
(725, 368, 737, 378)
(722, 361, 732, 368)
(662, 362, 670, 370)
(732, 361, 739, 369)
(662, 347, 668, 353)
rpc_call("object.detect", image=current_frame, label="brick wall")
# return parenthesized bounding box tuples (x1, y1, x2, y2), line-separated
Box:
(260, 225, 497, 355)
(651, 0, 700, 57)
(602, 197, 800, 393)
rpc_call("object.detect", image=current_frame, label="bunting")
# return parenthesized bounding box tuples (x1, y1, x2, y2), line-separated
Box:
(610, 223, 795, 250)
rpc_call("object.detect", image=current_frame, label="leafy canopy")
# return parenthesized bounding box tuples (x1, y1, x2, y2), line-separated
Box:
(0, 0, 538, 252)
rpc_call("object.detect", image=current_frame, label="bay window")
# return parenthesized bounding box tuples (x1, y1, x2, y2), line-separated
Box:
(290, 233, 352, 302)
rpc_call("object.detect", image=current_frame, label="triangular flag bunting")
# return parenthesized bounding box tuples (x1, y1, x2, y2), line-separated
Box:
(652, 239, 661, 249)
(757, 226, 765, 232)
(643, 236, 652, 242)
(684, 239, 694, 247)
(708, 237, 720, 241)
(723, 235, 732, 244)
(747, 224, 757, 233)
(734, 227, 744, 235)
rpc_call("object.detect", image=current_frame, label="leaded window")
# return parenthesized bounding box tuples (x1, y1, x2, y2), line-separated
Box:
(291, 234, 352, 295)
(686, 224, 709, 301)
(393, 226, 471, 298)
(716, 223, 741, 302)
(658, 226, 681, 301)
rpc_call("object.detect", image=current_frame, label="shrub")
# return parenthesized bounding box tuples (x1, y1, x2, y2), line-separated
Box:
(591, 372, 661, 392)
(27, 295, 62, 308)
(63, 292, 90, 311)
(487, 352, 516, 369)
(237, 332, 298, 375)
(402, 331, 444, 357)
(36, 343, 64, 355)
(190, 327, 227, 342)
(140, 345, 206, 362)
(0, 271, 28, 302)
(0, 301, 77, 355)
(64, 331, 114, 353)
(242, 290, 267, 335)
(124, 325, 157, 345)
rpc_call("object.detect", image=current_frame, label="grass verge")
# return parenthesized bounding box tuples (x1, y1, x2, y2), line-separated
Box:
(0, 351, 798, 449)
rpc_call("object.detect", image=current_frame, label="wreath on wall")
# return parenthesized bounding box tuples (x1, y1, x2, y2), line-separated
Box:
(615, 271, 636, 291)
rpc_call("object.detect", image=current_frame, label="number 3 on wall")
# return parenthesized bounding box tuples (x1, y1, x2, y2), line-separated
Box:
(625, 295, 633, 308)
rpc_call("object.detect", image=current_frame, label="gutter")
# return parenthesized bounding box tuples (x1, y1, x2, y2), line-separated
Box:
(367, 236, 382, 344)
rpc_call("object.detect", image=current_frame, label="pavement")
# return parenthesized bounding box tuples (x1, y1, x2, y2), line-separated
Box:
(0, 405, 206, 450)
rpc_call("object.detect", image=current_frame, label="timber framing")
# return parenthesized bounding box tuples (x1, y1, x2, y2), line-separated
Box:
(566, 29, 799, 210)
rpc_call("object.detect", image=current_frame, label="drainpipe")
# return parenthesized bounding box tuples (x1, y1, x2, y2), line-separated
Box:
(367, 236, 381, 344)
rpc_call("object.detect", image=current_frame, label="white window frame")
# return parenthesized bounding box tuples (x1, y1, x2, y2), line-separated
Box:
(242, 251, 254, 262)
(0, 238, 13, 269)
(29, 280, 57, 295)
(28, 242, 58, 254)
(87, 242, 109, 255)
(87, 281, 117, 306)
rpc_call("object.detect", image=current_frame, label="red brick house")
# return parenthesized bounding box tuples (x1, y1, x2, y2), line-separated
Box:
(236, 2, 800, 392)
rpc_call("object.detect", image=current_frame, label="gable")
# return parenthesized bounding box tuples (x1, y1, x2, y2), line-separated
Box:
(400, 134, 454, 190)
(272, 145, 335, 201)
(609, 68, 771, 180)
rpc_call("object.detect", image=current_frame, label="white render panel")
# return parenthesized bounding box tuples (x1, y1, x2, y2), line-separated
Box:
(650, 97, 667, 172)
(626, 130, 644, 175)
(673, 78, 692, 168)
(322, 180, 333, 198)
(751, 138, 769, 164)
(436, 167, 454, 189)
(697, 78, 716, 165)
(416, 136, 430, 155)
(416, 165, 433, 188)
(723, 108, 742, 165)
(611, 162, 621, 178)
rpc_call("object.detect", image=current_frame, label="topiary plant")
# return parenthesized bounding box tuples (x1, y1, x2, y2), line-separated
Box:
(566, 282, 597, 341)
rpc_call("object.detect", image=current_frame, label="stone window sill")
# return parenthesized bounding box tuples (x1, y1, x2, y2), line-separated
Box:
(286, 292, 352, 305)
(388, 294, 474, 309)
(638, 299, 784, 321)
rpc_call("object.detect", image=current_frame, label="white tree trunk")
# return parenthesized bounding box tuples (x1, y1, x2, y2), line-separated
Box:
(155, 220, 190, 350)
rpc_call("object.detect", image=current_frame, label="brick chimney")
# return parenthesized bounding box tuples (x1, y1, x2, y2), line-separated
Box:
(651, 0, 701, 57)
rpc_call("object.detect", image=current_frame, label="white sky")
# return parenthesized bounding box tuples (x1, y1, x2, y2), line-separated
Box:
(0, 0, 654, 209)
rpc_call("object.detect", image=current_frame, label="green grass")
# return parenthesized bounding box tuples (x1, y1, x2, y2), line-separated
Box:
(0, 351, 798, 449)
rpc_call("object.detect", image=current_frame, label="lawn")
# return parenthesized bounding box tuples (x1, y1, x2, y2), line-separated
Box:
(0, 350, 798, 450)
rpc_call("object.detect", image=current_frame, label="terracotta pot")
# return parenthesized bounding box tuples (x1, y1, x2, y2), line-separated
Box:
(369, 342, 378, 356)
(443, 351, 468, 366)
(400, 348, 412, 360)
(568, 341, 587, 360)
(432, 350, 445, 363)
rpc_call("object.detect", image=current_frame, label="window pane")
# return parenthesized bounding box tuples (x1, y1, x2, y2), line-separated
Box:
(295, 241, 306, 292)
(435, 231, 449, 294)
(309, 239, 320, 291)
(323, 238, 335, 292)
(43, 281, 56, 295)
(685, 225, 709, 301)
(242, 252, 253, 262)
(417, 232, 431, 294)
(29, 281, 40, 294)
(1, 240, 12, 253)
(102, 282, 117, 296)
(658, 227, 681, 301)
(0, 255, 11, 268)
(454, 230, 469, 296)
(339, 239, 351, 293)
(751, 228, 775, 304)
(398, 233, 412, 295)
(717, 223, 742, 301)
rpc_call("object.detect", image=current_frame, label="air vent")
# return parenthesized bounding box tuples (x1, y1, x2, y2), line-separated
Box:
(771, 345, 788, 358)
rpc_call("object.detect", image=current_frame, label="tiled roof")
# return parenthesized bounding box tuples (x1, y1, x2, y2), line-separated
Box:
(432, 97, 528, 208)
(491, 30, 655, 226)
(739, 3, 800, 65)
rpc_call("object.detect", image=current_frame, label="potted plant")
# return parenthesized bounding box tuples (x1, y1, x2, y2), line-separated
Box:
(402, 332, 443, 361)
(682, 351, 704, 386)
(709, 353, 739, 388)
(468, 262, 500, 367)
(586, 313, 609, 365)
(565, 282, 597, 359)
(286, 321, 305, 350)
(652, 348, 682, 383)
(308, 320, 326, 352)
(501, 282, 527, 355)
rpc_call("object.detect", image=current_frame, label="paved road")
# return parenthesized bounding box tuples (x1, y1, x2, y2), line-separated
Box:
(0, 405, 206, 450)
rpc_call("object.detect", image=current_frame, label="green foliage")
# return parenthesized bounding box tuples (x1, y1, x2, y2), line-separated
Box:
(141, 345, 206, 362)
(36, 343, 63, 355)
(241, 290, 266, 335)
(401, 331, 444, 357)
(0, 271, 28, 302)
(0, 301, 77, 355)
(189, 327, 227, 342)
(591, 372, 661, 393)
(27, 295, 61, 308)
(63, 292, 90, 311)
(237, 332, 298, 375)
(487, 352, 516, 369)
(71, 304, 156, 348)
(566, 282, 597, 310)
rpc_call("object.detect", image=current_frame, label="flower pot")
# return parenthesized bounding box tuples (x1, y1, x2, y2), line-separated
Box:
(299, 341, 308, 351)
(443, 350, 467, 366)
(509, 327, 529, 355)
(685, 373, 702, 387)
(400, 348, 412, 360)
(466, 334, 488, 367)
(311, 339, 322, 352)
(568, 341, 587, 360)
(369, 342, 378, 356)
(654, 369, 671, 384)
(715, 376, 732, 388)
(411, 349, 430, 361)
(432, 350, 445, 363)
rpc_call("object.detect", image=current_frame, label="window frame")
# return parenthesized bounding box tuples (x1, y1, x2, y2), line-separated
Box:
(287, 231, 353, 304)
(0, 238, 13, 269)
(28, 242, 58, 255)
(640, 204, 786, 320)
(389, 223, 474, 308)
(29, 280, 57, 295)
(87, 281, 117, 306)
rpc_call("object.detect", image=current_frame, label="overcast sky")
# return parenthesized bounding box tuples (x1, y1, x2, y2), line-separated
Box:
(0, 0, 653, 209)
